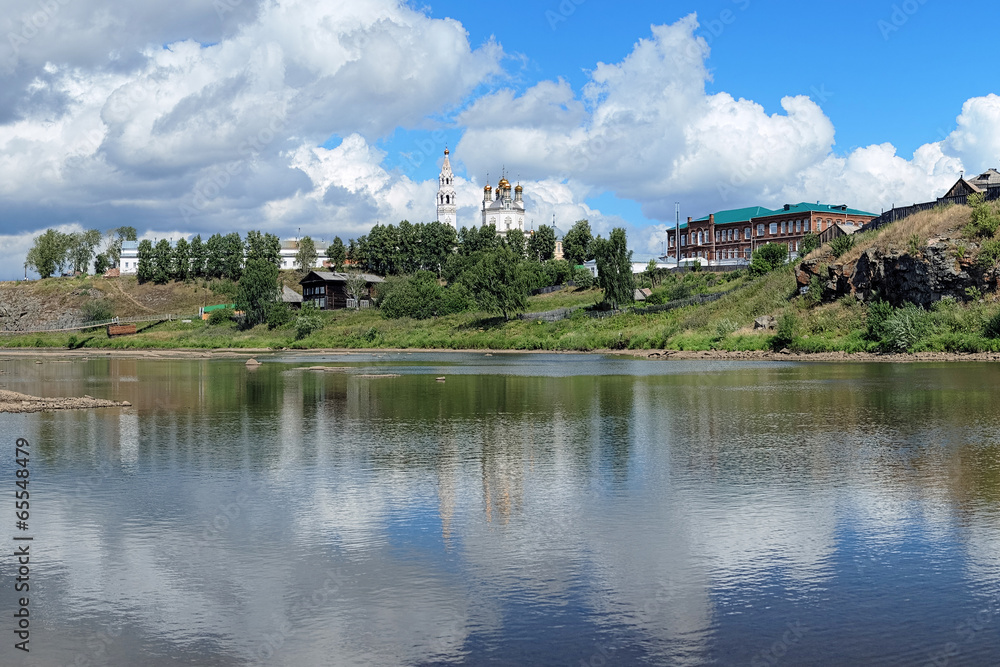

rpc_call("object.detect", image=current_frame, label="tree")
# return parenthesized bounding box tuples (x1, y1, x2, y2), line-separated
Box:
(463, 246, 528, 320)
(749, 243, 789, 277)
(505, 228, 527, 258)
(592, 228, 635, 309)
(189, 235, 206, 277)
(93, 253, 111, 276)
(245, 231, 281, 267)
(645, 259, 659, 288)
(562, 220, 593, 267)
(345, 272, 369, 304)
(205, 233, 226, 278)
(327, 236, 346, 271)
(236, 258, 280, 328)
(800, 233, 821, 257)
(104, 226, 136, 267)
(527, 225, 556, 262)
(136, 239, 154, 283)
(295, 235, 318, 272)
(418, 222, 457, 272)
(25, 229, 71, 279)
(68, 229, 102, 274)
(221, 232, 244, 280)
(173, 238, 191, 281)
(152, 239, 173, 284)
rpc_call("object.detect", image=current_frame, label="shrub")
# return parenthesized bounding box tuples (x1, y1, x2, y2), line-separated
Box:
(964, 193, 1000, 238)
(865, 300, 895, 343)
(81, 298, 114, 323)
(266, 303, 292, 329)
(208, 307, 235, 325)
(907, 234, 922, 256)
(294, 304, 323, 340)
(803, 274, 824, 307)
(829, 234, 856, 258)
(714, 318, 739, 340)
(749, 243, 788, 277)
(67, 335, 78, 349)
(771, 311, 796, 350)
(977, 239, 1000, 268)
(985, 312, 1000, 339)
(879, 303, 929, 352)
(573, 268, 594, 289)
(800, 233, 821, 257)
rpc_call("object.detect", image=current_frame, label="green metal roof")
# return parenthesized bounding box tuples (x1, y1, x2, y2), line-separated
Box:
(691, 206, 776, 225)
(682, 202, 877, 229)
(757, 203, 878, 218)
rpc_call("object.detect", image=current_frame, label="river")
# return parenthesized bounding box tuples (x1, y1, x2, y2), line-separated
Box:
(1, 353, 999, 665)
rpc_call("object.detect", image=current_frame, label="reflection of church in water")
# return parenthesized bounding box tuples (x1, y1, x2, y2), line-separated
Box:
(435, 148, 528, 233)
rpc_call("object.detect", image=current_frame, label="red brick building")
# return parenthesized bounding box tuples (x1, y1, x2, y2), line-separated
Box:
(665, 203, 878, 265)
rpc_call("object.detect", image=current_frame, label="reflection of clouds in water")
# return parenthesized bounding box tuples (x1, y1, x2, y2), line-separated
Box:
(119, 411, 138, 467)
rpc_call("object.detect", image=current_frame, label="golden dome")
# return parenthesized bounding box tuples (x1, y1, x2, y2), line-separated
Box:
(514, 184, 523, 192)
(444, 148, 449, 155)
(484, 183, 492, 191)
(498, 177, 510, 188)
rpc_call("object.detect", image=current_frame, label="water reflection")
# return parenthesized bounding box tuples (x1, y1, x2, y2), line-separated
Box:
(2, 355, 1000, 665)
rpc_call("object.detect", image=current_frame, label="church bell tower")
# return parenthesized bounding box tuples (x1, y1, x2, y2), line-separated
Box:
(436, 148, 457, 229)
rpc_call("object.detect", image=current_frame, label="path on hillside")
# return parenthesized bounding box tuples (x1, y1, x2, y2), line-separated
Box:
(111, 278, 155, 313)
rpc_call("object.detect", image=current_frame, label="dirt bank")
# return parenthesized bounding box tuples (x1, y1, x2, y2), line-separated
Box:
(0, 389, 131, 414)
(2, 347, 1000, 364)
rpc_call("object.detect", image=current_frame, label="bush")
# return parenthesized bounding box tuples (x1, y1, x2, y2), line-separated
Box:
(800, 233, 821, 257)
(803, 274, 823, 307)
(977, 239, 1000, 268)
(544, 259, 573, 286)
(879, 303, 929, 352)
(714, 318, 739, 340)
(749, 243, 788, 277)
(81, 298, 114, 323)
(964, 193, 1000, 238)
(67, 335, 78, 349)
(379, 273, 472, 319)
(266, 303, 292, 329)
(208, 307, 235, 325)
(572, 268, 594, 289)
(771, 311, 796, 350)
(985, 312, 1000, 339)
(294, 304, 323, 340)
(865, 300, 895, 343)
(829, 234, 856, 258)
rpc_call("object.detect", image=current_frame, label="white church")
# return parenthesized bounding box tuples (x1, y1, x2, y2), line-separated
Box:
(436, 148, 527, 233)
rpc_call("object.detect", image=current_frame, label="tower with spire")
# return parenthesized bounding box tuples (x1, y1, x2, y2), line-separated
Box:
(481, 167, 527, 233)
(436, 148, 458, 229)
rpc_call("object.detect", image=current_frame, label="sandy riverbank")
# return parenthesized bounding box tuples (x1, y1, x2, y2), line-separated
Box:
(2, 347, 1000, 363)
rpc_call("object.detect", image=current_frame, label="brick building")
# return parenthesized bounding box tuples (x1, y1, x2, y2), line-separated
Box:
(665, 203, 878, 265)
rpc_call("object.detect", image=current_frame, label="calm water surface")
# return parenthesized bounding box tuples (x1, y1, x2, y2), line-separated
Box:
(1, 353, 1000, 666)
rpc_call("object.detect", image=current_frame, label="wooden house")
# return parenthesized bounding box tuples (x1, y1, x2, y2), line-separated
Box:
(299, 271, 384, 310)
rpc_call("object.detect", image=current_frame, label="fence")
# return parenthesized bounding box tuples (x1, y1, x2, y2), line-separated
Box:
(865, 189, 999, 232)
(521, 286, 741, 323)
(0, 313, 184, 335)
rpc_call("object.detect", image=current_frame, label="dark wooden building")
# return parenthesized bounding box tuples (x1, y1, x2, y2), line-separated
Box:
(299, 271, 384, 310)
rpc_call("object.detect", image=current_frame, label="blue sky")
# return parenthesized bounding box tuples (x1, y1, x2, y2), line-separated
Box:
(1, 0, 998, 278)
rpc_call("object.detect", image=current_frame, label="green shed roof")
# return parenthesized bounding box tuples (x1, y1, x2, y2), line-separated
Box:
(691, 206, 776, 225)
(758, 203, 878, 218)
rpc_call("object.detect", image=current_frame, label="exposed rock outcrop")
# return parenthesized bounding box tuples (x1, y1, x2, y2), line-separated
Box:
(797, 242, 997, 306)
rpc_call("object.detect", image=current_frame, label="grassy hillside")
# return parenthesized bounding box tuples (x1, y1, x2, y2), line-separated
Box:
(6, 203, 1000, 354)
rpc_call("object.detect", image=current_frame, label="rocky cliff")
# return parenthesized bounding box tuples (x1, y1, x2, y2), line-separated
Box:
(796, 238, 997, 306)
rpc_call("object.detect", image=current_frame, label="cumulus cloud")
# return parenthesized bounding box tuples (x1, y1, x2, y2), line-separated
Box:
(0, 0, 503, 278)
(3, 7, 999, 281)
(456, 14, 982, 230)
